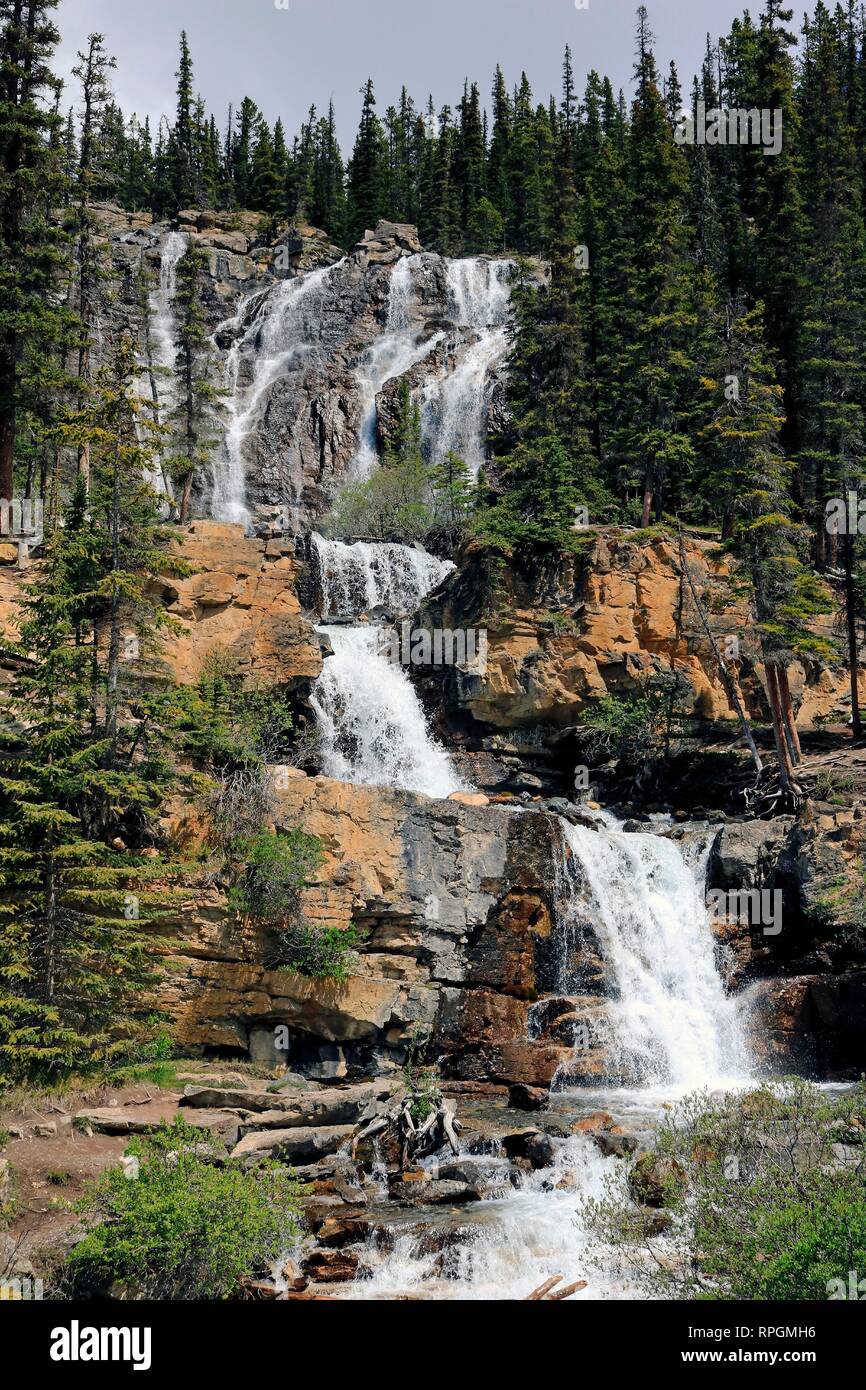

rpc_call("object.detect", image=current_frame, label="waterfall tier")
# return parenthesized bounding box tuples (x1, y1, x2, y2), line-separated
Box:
(311, 533, 454, 620)
(556, 817, 751, 1091)
(311, 624, 467, 799)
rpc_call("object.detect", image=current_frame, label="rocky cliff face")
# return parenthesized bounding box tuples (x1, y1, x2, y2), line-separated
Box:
(413, 532, 861, 798)
(155, 766, 866, 1088)
(93, 205, 517, 533)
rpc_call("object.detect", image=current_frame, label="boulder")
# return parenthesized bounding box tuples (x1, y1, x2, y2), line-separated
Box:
(389, 1179, 481, 1206)
(229, 1124, 355, 1162)
(507, 1083, 549, 1112)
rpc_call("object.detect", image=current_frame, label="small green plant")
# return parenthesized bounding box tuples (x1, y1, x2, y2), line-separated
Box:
(273, 924, 359, 983)
(46, 1170, 72, 1187)
(403, 1063, 442, 1124)
(229, 828, 324, 927)
(812, 769, 856, 803)
(65, 1118, 302, 1300)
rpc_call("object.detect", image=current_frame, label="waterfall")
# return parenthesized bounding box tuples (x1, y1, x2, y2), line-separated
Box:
(421, 258, 512, 479)
(150, 229, 187, 410)
(556, 817, 751, 1091)
(309, 529, 464, 797)
(311, 533, 454, 619)
(142, 229, 187, 497)
(311, 624, 467, 798)
(212, 262, 340, 527)
(347, 255, 444, 480)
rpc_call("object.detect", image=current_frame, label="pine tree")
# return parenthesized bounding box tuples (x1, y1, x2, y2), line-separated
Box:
(167, 245, 220, 522)
(346, 79, 387, 243)
(0, 340, 187, 1079)
(170, 30, 196, 210)
(72, 32, 116, 488)
(0, 0, 74, 503)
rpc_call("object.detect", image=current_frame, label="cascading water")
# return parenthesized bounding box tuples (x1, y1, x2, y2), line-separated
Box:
(308, 528, 464, 795)
(309, 532, 465, 798)
(555, 816, 751, 1092)
(140, 229, 187, 497)
(310, 533, 454, 620)
(421, 258, 512, 478)
(311, 624, 467, 799)
(346, 813, 752, 1300)
(347, 255, 444, 480)
(212, 262, 341, 526)
(150, 229, 187, 413)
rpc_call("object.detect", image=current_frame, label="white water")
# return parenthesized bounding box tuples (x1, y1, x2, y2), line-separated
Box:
(212, 262, 340, 526)
(556, 817, 750, 1091)
(349, 1134, 627, 1301)
(421, 258, 512, 478)
(311, 533, 454, 620)
(347, 255, 444, 480)
(311, 623, 467, 798)
(141, 229, 187, 498)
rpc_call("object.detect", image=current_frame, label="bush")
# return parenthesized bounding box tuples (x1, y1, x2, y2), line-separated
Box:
(229, 828, 323, 927)
(272, 923, 359, 983)
(582, 1079, 866, 1300)
(65, 1118, 302, 1300)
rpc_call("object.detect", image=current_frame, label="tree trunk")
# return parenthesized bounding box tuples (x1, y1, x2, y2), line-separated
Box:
(776, 665, 802, 763)
(765, 662, 794, 793)
(843, 534, 862, 739)
(641, 479, 652, 529)
(0, 409, 14, 503)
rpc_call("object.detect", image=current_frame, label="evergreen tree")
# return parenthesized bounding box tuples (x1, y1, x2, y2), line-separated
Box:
(0, 0, 73, 502)
(170, 30, 196, 210)
(346, 79, 387, 243)
(167, 245, 220, 522)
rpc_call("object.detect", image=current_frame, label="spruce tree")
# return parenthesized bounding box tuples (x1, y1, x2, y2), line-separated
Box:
(346, 79, 387, 243)
(0, 0, 73, 503)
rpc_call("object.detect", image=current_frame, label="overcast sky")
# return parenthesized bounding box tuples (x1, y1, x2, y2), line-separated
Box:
(55, 0, 781, 142)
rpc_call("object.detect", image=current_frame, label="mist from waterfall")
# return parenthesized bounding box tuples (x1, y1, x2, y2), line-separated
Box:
(212, 261, 341, 527)
(347, 255, 444, 481)
(421, 257, 512, 478)
(556, 816, 751, 1091)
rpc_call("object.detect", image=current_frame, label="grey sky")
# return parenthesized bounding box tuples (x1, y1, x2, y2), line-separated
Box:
(55, 0, 777, 143)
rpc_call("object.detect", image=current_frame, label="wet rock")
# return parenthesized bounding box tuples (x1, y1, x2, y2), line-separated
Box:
(628, 1153, 688, 1208)
(593, 1132, 639, 1158)
(316, 1214, 370, 1247)
(301, 1248, 360, 1283)
(389, 1179, 481, 1206)
(508, 1083, 549, 1112)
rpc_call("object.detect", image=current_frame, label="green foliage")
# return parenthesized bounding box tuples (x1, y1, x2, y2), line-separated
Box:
(575, 674, 692, 764)
(229, 828, 323, 925)
(325, 380, 474, 552)
(65, 1118, 302, 1299)
(273, 923, 359, 983)
(583, 1080, 866, 1301)
(228, 829, 359, 982)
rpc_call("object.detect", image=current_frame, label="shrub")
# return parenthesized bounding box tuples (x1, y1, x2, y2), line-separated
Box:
(272, 923, 359, 983)
(65, 1118, 302, 1300)
(229, 828, 323, 927)
(582, 1079, 866, 1300)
